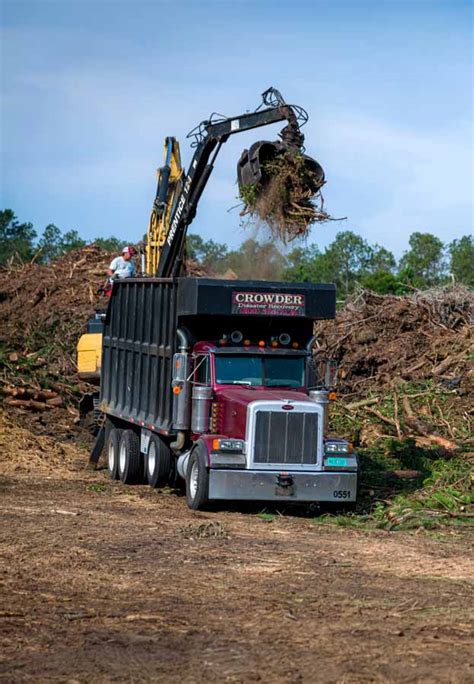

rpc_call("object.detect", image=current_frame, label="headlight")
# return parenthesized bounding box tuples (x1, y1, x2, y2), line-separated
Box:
(212, 438, 245, 452)
(325, 441, 352, 455)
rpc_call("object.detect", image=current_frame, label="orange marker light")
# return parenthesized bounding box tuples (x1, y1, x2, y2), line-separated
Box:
(291, 342, 299, 349)
(328, 391, 337, 401)
(212, 438, 220, 450)
(258, 340, 265, 347)
(271, 340, 278, 348)
(244, 339, 251, 346)
(173, 386, 181, 395)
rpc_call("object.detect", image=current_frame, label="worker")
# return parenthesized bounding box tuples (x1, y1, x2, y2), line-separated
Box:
(107, 246, 136, 280)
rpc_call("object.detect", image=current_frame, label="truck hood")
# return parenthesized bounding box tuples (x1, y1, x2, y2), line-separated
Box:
(214, 386, 309, 439)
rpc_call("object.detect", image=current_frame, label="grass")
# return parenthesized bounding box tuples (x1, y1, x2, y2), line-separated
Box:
(257, 512, 277, 522)
(315, 440, 473, 532)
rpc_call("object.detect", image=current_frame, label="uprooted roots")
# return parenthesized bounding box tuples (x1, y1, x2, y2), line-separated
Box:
(239, 152, 333, 243)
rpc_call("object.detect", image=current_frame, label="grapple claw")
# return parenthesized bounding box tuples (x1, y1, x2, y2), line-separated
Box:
(237, 140, 325, 192)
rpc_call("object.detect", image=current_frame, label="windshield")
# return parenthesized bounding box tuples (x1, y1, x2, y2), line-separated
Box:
(214, 355, 305, 388)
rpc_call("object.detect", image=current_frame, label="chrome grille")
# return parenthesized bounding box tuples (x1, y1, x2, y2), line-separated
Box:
(253, 410, 318, 465)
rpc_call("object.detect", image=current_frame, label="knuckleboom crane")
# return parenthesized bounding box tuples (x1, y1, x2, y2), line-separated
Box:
(145, 87, 324, 278)
(77, 88, 324, 401)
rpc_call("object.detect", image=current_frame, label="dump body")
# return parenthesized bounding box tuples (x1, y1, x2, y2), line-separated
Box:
(100, 277, 336, 433)
(99, 277, 358, 508)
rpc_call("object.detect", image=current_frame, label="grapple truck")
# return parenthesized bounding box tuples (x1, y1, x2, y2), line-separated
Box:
(99, 277, 358, 509)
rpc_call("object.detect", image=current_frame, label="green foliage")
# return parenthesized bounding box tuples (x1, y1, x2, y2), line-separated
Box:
(449, 235, 473, 287)
(61, 230, 86, 253)
(324, 231, 373, 295)
(283, 245, 330, 282)
(238, 184, 259, 209)
(359, 270, 409, 295)
(315, 439, 472, 531)
(93, 236, 128, 253)
(371, 457, 472, 530)
(257, 512, 276, 522)
(283, 231, 398, 296)
(2, 208, 472, 294)
(186, 233, 228, 269)
(37, 225, 86, 263)
(0, 209, 37, 264)
(37, 224, 63, 262)
(399, 232, 447, 287)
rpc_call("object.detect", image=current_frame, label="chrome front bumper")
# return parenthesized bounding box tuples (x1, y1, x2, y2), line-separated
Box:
(208, 469, 357, 502)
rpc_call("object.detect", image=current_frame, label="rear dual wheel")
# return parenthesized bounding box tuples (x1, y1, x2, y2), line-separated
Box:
(118, 430, 141, 484)
(146, 435, 172, 488)
(106, 427, 122, 480)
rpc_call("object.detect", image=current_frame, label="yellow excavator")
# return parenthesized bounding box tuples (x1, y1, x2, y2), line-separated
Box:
(77, 136, 185, 383)
(77, 87, 324, 427)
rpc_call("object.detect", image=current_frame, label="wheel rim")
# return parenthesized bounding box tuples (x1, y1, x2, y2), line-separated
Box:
(108, 439, 115, 472)
(148, 442, 156, 476)
(189, 460, 199, 499)
(119, 441, 127, 474)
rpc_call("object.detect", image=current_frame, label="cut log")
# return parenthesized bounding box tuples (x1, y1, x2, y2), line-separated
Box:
(431, 351, 470, 376)
(404, 416, 459, 451)
(366, 407, 398, 428)
(46, 396, 64, 407)
(35, 390, 59, 401)
(346, 397, 380, 410)
(384, 470, 422, 479)
(4, 398, 53, 412)
(402, 395, 459, 451)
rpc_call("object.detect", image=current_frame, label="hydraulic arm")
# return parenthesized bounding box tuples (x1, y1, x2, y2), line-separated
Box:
(146, 88, 324, 278)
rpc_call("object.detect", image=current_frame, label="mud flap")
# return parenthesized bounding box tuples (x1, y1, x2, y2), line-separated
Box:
(87, 425, 105, 470)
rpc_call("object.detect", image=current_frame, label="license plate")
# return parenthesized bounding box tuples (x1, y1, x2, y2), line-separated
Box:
(326, 457, 348, 467)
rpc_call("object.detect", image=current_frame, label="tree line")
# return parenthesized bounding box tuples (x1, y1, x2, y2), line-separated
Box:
(187, 230, 473, 293)
(0, 209, 128, 265)
(1, 208, 472, 294)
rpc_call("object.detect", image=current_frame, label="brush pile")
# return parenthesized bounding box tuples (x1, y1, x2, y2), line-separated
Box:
(316, 286, 474, 448)
(0, 245, 216, 436)
(239, 152, 330, 243)
(0, 245, 112, 437)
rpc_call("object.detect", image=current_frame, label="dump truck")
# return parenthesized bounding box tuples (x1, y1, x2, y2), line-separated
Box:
(84, 88, 358, 509)
(96, 276, 357, 509)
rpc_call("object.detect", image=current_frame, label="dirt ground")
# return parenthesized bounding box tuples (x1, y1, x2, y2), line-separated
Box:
(0, 423, 473, 683)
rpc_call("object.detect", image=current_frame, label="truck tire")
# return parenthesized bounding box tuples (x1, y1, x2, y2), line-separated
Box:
(106, 428, 122, 480)
(186, 442, 209, 510)
(146, 434, 172, 488)
(118, 430, 141, 484)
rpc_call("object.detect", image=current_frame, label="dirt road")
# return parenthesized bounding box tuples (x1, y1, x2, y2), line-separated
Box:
(0, 439, 473, 683)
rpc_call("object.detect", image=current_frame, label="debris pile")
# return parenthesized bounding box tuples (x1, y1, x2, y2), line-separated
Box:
(0, 409, 83, 476)
(239, 151, 330, 243)
(316, 286, 473, 448)
(0, 245, 112, 437)
(0, 245, 216, 436)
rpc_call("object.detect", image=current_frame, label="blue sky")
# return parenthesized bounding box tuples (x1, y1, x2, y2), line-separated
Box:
(1, 0, 472, 258)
